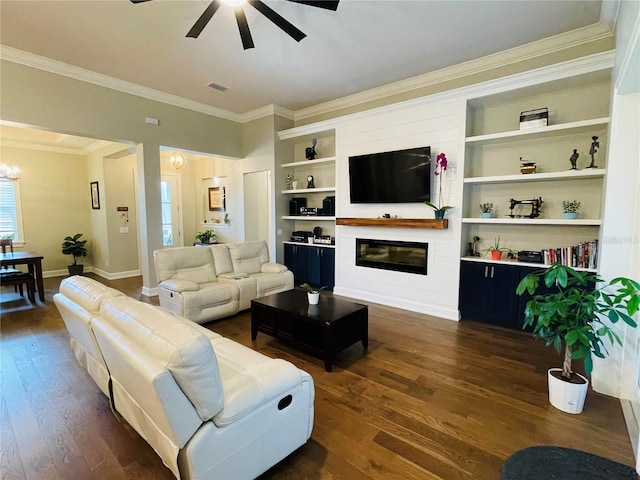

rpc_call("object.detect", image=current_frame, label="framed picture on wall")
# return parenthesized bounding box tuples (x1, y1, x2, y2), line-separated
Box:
(208, 186, 225, 211)
(90, 181, 100, 209)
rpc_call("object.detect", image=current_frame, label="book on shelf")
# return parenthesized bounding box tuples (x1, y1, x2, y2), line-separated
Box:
(539, 239, 598, 269)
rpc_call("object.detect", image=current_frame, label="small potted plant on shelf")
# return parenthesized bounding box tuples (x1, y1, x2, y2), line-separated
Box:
(61, 233, 88, 276)
(516, 263, 640, 414)
(562, 200, 581, 219)
(300, 283, 326, 305)
(480, 202, 494, 218)
(485, 237, 511, 261)
(195, 230, 216, 244)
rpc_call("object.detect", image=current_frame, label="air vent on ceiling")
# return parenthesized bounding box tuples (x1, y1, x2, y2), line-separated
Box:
(208, 82, 229, 92)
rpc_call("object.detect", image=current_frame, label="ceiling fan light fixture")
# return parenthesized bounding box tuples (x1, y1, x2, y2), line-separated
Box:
(222, 0, 246, 7)
(169, 152, 186, 170)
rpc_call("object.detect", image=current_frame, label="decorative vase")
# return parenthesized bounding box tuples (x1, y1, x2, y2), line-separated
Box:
(307, 292, 320, 305)
(563, 212, 579, 219)
(434, 210, 445, 220)
(547, 368, 588, 414)
(481, 212, 493, 218)
(491, 251, 503, 261)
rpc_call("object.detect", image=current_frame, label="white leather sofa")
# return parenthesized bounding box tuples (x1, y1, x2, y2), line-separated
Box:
(54, 275, 314, 480)
(154, 240, 293, 324)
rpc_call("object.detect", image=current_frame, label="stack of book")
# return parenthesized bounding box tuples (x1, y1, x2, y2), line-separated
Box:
(541, 239, 598, 269)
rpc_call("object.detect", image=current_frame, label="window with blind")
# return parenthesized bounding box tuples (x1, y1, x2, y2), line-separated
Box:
(0, 180, 24, 241)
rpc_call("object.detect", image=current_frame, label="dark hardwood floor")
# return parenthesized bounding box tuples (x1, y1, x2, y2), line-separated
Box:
(0, 274, 635, 479)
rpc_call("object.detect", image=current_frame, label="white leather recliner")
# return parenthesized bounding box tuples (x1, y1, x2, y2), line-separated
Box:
(154, 241, 293, 323)
(54, 276, 315, 480)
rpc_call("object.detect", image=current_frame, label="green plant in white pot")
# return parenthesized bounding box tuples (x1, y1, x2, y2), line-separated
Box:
(516, 263, 640, 414)
(300, 283, 326, 305)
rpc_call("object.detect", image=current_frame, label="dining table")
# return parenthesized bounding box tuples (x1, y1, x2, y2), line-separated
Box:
(0, 251, 45, 302)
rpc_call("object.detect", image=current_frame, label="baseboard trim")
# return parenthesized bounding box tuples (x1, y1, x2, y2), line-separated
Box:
(621, 399, 640, 473)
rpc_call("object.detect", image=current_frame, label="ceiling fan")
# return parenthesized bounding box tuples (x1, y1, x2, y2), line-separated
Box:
(130, 0, 340, 50)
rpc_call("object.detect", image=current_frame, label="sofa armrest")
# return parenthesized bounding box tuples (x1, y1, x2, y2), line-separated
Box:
(213, 359, 303, 427)
(159, 279, 200, 293)
(218, 272, 250, 280)
(260, 263, 288, 274)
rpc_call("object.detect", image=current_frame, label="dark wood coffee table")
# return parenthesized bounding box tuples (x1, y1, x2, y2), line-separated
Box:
(251, 290, 368, 372)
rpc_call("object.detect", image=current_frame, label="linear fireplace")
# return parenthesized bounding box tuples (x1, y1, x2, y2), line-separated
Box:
(356, 238, 428, 275)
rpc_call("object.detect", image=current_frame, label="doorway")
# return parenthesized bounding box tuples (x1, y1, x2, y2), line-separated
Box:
(160, 173, 183, 247)
(243, 171, 271, 247)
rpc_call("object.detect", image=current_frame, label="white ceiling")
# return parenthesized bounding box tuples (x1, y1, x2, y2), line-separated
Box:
(0, 0, 606, 118)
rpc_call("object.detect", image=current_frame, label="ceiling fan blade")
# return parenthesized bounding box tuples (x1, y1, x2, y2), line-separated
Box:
(235, 9, 255, 50)
(186, 0, 222, 38)
(286, 0, 339, 11)
(248, 0, 306, 42)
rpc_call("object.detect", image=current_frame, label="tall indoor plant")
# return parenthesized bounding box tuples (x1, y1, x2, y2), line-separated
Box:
(61, 233, 88, 275)
(516, 263, 640, 413)
(424, 152, 453, 219)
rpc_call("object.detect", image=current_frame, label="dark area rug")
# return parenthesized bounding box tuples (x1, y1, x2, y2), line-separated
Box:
(502, 446, 638, 480)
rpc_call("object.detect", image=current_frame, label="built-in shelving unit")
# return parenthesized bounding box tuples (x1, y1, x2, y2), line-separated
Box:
(464, 168, 606, 185)
(281, 156, 336, 168)
(282, 216, 336, 221)
(460, 255, 596, 272)
(462, 218, 602, 226)
(281, 187, 335, 195)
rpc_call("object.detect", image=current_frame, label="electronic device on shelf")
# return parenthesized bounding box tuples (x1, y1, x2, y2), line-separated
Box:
(300, 207, 320, 216)
(290, 231, 313, 242)
(322, 196, 335, 216)
(315, 236, 334, 245)
(289, 197, 307, 216)
(518, 250, 544, 263)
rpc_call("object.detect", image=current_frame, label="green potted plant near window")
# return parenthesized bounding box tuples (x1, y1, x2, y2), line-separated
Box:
(195, 229, 216, 244)
(485, 237, 511, 261)
(562, 200, 581, 219)
(300, 283, 326, 305)
(516, 263, 640, 414)
(480, 202, 494, 218)
(61, 233, 88, 276)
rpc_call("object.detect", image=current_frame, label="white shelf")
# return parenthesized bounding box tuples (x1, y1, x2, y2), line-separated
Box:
(464, 168, 606, 185)
(465, 117, 609, 145)
(460, 256, 596, 272)
(282, 216, 336, 221)
(281, 187, 335, 194)
(281, 157, 336, 168)
(462, 218, 602, 226)
(283, 241, 335, 249)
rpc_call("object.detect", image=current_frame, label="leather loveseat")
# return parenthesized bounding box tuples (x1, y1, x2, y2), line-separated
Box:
(153, 240, 293, 324)
(53, 275, 314, 480)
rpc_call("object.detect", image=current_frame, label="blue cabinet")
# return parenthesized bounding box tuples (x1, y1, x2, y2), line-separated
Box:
(284, 243, 335, 289)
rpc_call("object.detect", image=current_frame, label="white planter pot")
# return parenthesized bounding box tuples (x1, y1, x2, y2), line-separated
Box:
(307, 292, 320, 305)
(547, 368, 589, 414)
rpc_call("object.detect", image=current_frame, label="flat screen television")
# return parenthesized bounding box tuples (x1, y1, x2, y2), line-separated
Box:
(348, 146, 431, 203)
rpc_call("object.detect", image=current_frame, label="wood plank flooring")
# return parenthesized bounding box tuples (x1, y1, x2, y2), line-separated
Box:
(0, 274, 635, 479)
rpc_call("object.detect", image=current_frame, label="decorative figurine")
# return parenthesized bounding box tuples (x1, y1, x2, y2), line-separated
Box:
(305, 138, 317, 160)
(569, 149, 579, 170)
(519, 157, 536, 174)
(586, 135, 599, 169)
(306, 175, 315, 189)
(286, 173, 293, 189)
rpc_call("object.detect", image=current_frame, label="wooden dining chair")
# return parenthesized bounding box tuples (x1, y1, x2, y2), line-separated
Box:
(1, 238, 14, 254)
(0, 270, 36, 302)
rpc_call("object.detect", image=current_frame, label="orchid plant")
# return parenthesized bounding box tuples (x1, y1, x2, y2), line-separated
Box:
(425, 152, 453, 219)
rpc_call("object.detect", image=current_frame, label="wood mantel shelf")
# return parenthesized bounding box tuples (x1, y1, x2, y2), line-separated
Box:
(336, 218, 448, 229)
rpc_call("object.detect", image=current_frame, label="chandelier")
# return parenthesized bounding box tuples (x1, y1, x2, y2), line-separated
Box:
(169, 152, 186, 170)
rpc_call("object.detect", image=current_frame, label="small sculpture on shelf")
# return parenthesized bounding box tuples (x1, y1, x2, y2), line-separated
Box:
(586, 135, 599, 169)
(306, 175, 315, 189)
(286, 173, 293, 190)
(305, 138, 317, 160)
(508, 197, 543, 218)
(569, 149, 579, 170)
(519, 157, 536, 174)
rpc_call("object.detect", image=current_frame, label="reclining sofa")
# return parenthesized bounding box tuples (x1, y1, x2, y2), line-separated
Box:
(154, 240, 293, 324)
(53, 275, 314, 480)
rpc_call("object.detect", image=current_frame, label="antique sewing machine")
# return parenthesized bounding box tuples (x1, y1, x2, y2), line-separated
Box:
(508, 197, 543, 218)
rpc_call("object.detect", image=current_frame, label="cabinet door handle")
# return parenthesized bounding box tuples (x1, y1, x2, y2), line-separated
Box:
(491, 266, 495, 278)
(484, 266, 488, 278)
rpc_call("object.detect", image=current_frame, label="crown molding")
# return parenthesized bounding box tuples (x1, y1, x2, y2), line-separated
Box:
(293, 22, 615, 122)
(240, 104, 295, 123)
(0, 45, 244, 123)
(0, 138, 112, 156)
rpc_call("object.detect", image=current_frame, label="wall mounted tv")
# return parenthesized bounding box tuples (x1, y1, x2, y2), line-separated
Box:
(349, 146, 431, 203)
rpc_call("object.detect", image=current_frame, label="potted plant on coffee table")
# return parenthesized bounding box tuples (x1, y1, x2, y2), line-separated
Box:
(61, 233, 88, 276)
(516, 263, 640, 414)
(300, 283, 326, 305)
